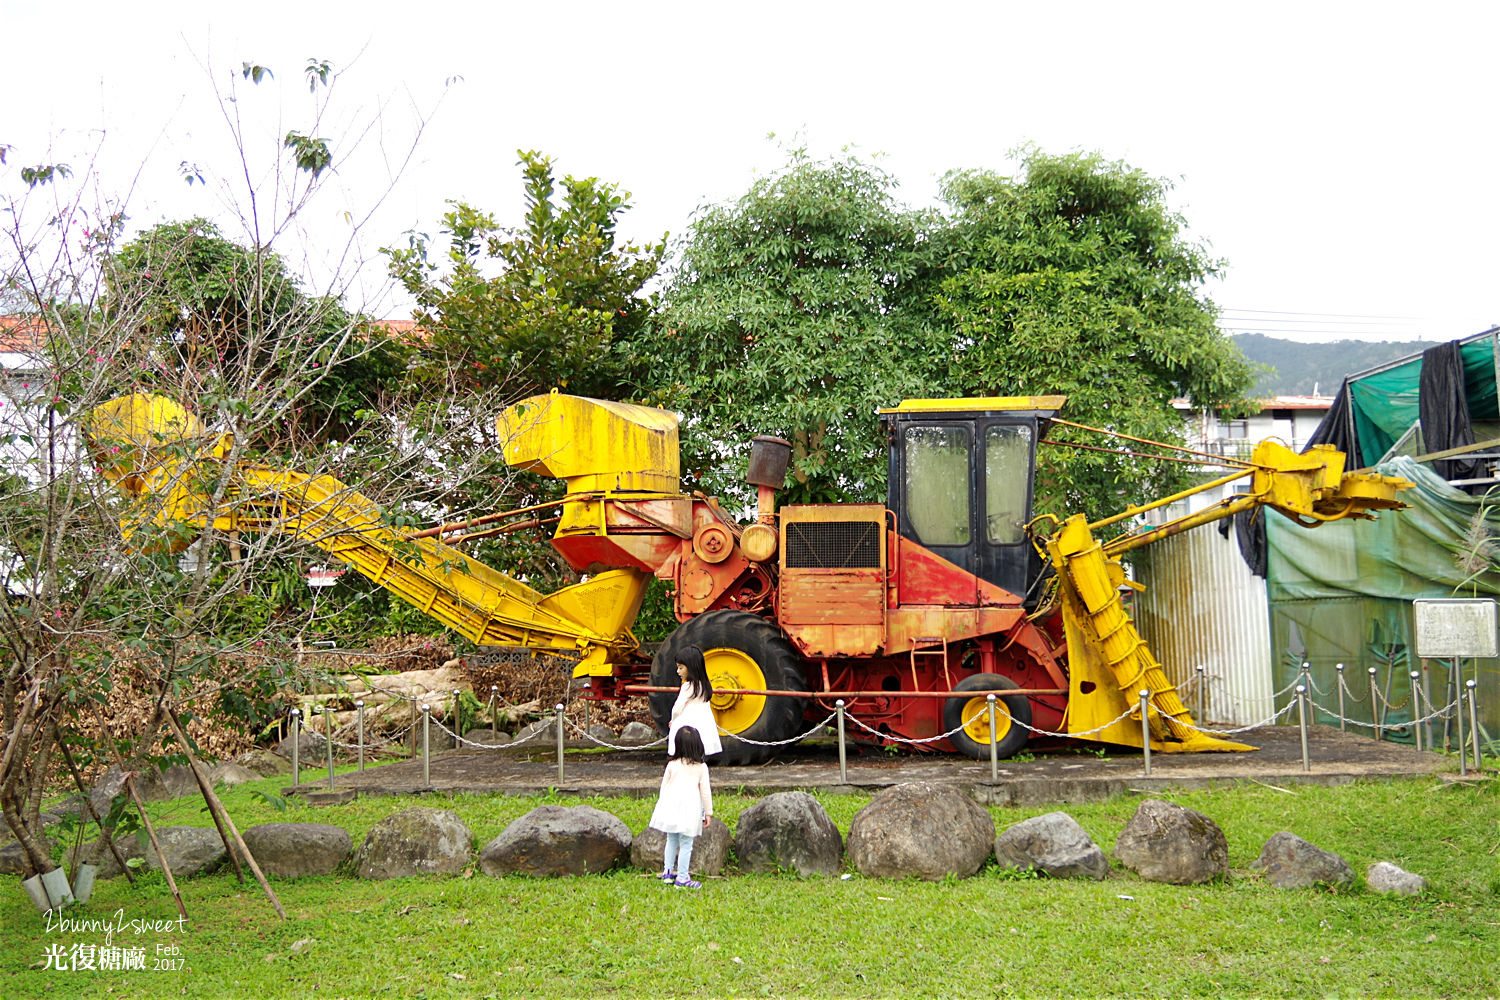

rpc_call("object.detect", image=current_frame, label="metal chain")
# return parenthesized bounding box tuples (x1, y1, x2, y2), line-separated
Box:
(1335, 671, 1367, 704)
(430, 716, 560, 750)
(1168, 700, 1297, 736)
(717, 712, 839, 747)
(1310, 695, 1460, 730)
(561, 716, 669, 751)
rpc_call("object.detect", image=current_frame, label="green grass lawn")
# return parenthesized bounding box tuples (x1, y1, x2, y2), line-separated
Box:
(3, 768, 1498, 999)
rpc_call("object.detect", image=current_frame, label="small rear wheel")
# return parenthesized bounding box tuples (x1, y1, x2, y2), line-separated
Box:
(944, 673, 1031, 760)
(650, 610, 808, 765)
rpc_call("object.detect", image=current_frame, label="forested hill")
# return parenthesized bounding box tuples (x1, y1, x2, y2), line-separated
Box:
(1231, 333, 1441, 396)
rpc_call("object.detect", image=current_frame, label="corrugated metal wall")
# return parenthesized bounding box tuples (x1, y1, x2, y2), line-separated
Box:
(1133, 523, 1275, 727)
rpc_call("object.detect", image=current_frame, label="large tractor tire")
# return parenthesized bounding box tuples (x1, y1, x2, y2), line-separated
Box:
(649, 610, 808, 766)
(943, 673, 1032, 760)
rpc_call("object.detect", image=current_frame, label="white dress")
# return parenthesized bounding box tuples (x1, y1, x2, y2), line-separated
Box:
(667, 684, 724, 756)
(647, 758, 714, 835)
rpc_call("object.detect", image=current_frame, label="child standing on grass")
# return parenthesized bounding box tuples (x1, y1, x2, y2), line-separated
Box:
(648, 725, 713, 889)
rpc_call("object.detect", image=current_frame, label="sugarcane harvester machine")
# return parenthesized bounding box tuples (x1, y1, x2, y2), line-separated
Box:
(86, 391, 1410, 765)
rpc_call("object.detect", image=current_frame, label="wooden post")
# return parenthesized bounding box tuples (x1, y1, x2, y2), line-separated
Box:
(161, 708, 285, 919)
(56, 739, 136, 885)
(125, 775, 186, 921)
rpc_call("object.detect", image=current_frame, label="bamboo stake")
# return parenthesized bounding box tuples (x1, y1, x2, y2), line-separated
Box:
(56, 739, 136, 885)
(161, 708, 284, 919)
(125, 775, 186, 921)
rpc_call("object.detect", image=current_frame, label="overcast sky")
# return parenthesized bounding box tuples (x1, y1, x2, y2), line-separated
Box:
(5, 0, 1497, 342)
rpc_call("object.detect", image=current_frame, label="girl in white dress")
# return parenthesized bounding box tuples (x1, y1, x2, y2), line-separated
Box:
(647, 725, 713, 889)
(667, 645, 723, 758)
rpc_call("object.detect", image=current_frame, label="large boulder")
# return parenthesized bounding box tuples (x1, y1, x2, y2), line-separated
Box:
(208, 763, 260, 788)
(480, 805, 631, 877)
(135, 765, 200, 802)
(236, 749, 294, 777)
(1115, 799, 1228, 885)
(632, 818, 732, 876)
(846, 782, 994, 880)
(994, 812, 1109, 880)
(66, 835, 143, 881)
(1367, 861, 1426, 896)
(463, 728, 511, 747)
(1, 833, 57, 876)
(140, 826, 227, 878)
(1250, 832, 1353, 889)
(355, 807, 473, 879)
(619, 722, 656, 744)
(733, 791, 843, 876)
(241, 823, 353, 878)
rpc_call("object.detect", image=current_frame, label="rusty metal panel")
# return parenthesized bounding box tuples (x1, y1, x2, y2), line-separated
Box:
(781, 570, 884, 625)
(1134, 522, 1275, 727)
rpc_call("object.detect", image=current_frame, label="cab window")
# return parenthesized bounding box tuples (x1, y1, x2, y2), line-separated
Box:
(984, 425, 1032, 544)
(904, 426, 970, 546)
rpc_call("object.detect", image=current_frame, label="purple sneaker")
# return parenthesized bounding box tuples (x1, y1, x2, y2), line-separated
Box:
(659, 869, 675, 883)
(674, 877, 702, 890)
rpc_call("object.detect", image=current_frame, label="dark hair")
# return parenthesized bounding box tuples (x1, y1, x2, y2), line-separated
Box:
(672, 725, 706, 763)
(677, 645, 712, 703)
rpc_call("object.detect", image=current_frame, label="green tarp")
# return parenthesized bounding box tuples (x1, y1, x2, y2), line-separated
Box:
(1345, 337, 1499, 465)
(1267, 455, 1499, 747)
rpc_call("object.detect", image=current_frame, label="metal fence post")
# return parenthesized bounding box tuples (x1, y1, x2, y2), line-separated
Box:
(489, 686, 498, 730)
(421, 704, 431, 787)
(1195, 665, 1206, 724)
(453, 689, 463, 748)
(324, 704, 335, 790)
(1335, 663, 1346, 732)
(1456, 674, 1468, 777)
(1369, 667, 1382, 742)
(1409, 671, 1422, 752)
(1296, 684, 1310, 772)
(1139, 689, 1152, 776)
(1467, 679, 1482, 772)
(555, 703, 566, 783)
(836, 700, 847, 784)
(356, 699, 366, 772)
(987, 693, 999, 782)
(290, 708, 301, 788)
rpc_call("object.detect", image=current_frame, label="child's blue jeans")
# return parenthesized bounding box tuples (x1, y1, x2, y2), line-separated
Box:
(663, 832, 696, 877)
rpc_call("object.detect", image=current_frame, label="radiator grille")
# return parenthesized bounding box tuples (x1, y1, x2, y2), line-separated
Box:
(785, 521, 881, 568)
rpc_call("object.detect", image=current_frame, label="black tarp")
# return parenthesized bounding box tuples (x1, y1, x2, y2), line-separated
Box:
(1418, 341, 1482, 488)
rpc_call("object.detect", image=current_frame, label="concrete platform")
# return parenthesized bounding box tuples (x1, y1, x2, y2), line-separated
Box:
(287, 724, 1467, 806)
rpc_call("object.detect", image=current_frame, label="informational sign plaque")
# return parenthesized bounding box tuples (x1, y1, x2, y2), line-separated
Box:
(1413, 598, 1498, 658)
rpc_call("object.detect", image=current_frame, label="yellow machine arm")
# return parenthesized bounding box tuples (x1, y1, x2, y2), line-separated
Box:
(84, 395, 646, 670)
(1040, 439, 1412, 752)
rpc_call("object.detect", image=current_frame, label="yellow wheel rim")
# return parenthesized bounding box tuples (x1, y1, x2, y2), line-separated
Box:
(704, 647, 767, 735)
(962, 695, 1013, 744)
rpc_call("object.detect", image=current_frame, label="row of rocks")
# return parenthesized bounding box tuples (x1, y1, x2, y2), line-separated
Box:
(25, 782, 1428, 895)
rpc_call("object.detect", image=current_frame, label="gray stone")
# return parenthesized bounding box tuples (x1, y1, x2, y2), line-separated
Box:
(355, 807, 473, 879)
(480, 805, 631, 877)
(1, 835, 55, 876)
(994, 811, 1108, 880)
(140, 826, 227, 878)
(240, 823, 352, 878)
(1115, 799, 1228, 885)
(67, 834, 144, 881)
(586, 724, 618, 745)
(632, 818, 732, 876)
(237, 748, 295, 777)
(277, 731, 320, 759)
(515, 719, 557, 743)
(90, 765, 131, 818)
(733, 791, 843, 876)
(140, 765, 201, 801)
(1250, 832, 1354, 889)
(619, 722, 656, 744)
(463, 728, 511, 747)
(1367, 861, 1426, 896)
(208, 763, 260, 788)
(846, 782, 993, 880)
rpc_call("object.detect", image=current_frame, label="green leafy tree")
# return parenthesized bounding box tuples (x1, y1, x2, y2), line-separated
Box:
(107, 218, 411, 450)
(649, 147, 942, 504)
(386, 150, 663, 399)
(932, 149, 1254, 520)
